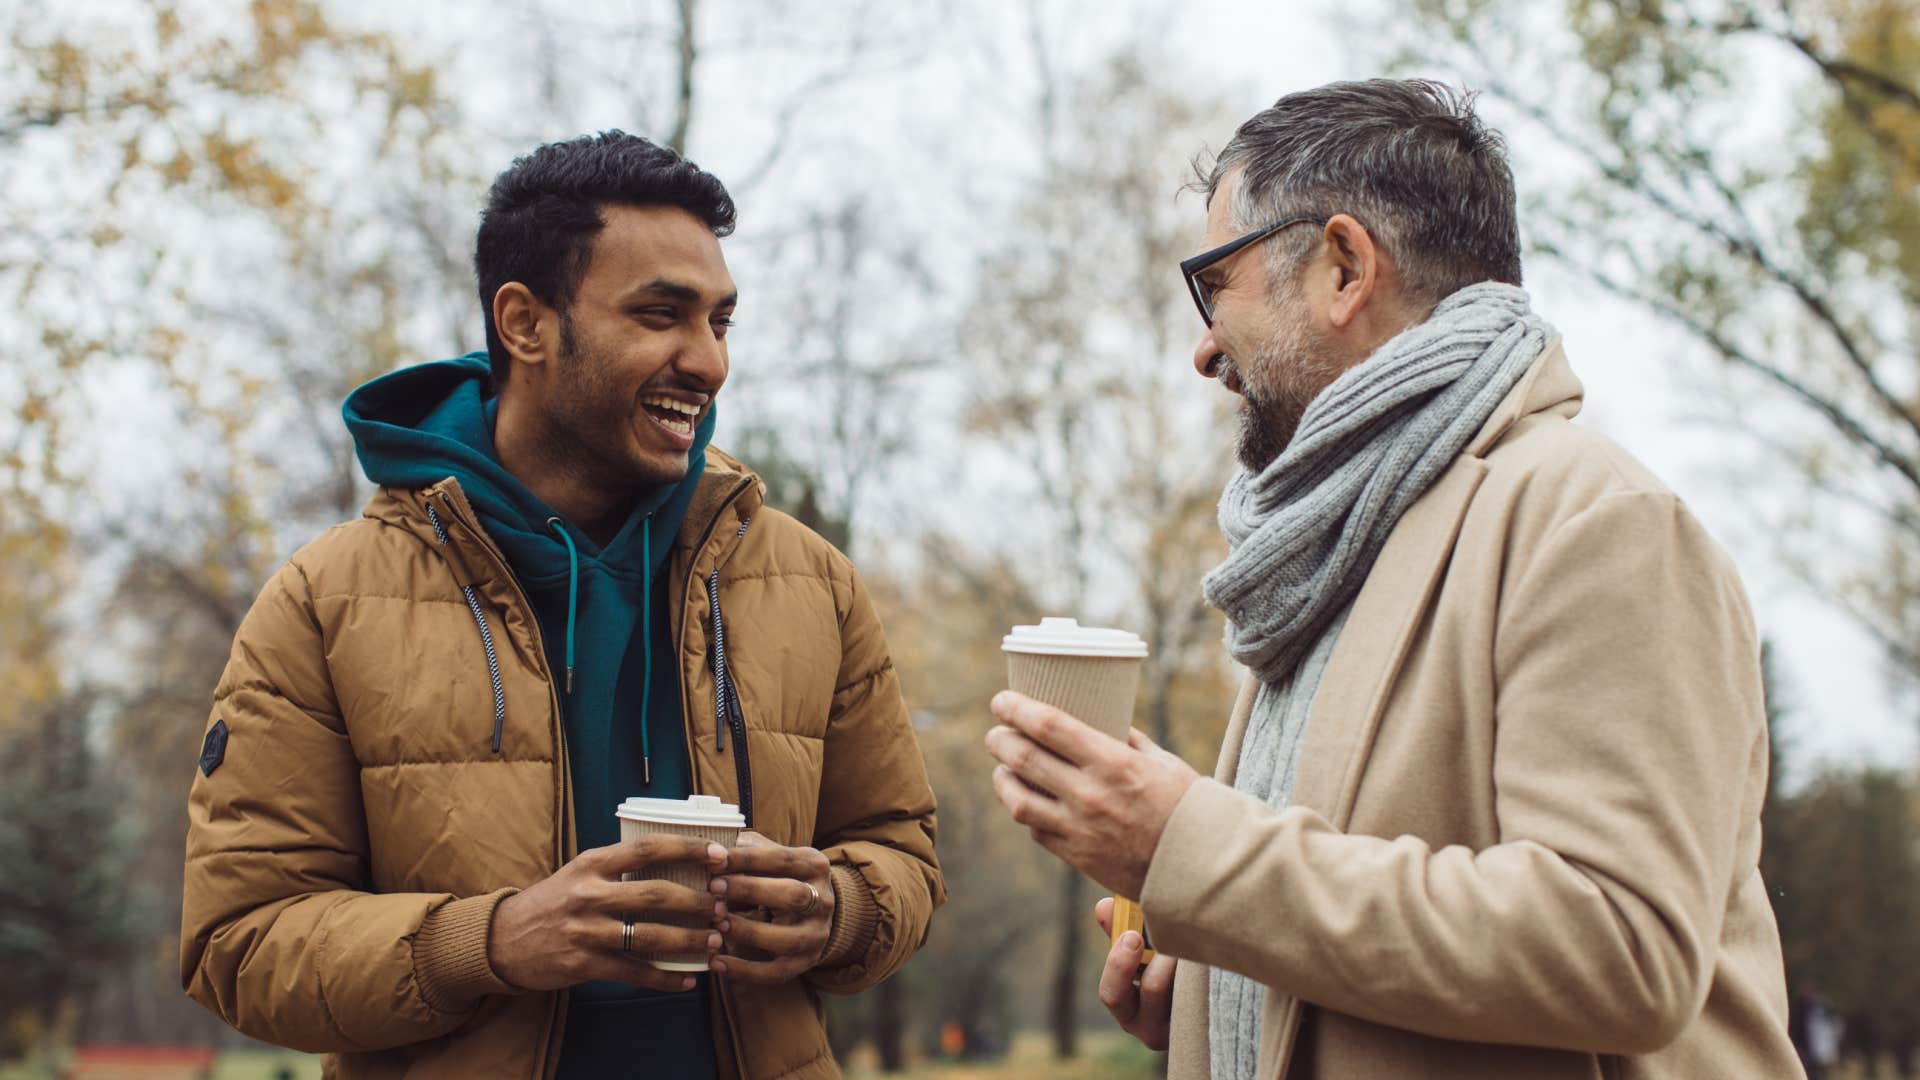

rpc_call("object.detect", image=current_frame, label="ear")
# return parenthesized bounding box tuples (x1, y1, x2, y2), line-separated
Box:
(1322, 214, 1378, 330)
(492, 282, 558, 373)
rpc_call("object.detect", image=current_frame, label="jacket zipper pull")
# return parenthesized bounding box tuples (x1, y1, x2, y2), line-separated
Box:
(727, 687, 746, 739)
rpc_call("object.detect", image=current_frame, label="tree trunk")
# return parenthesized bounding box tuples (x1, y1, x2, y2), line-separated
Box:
(37, 994, 64, 1069)
(1150, 668, 1174, 750)
(1050, 865, 1085, 1058)
(876, 976, 906, 1072)
(667, 0, 698, 153)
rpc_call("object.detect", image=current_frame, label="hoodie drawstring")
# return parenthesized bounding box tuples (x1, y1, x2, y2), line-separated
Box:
(428, 501, 507, 753)
(543, 518, 579, 696)
(543, 515, 654, 786)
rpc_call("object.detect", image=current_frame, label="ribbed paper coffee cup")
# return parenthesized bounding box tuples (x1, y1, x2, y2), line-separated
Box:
(615, 795, 745, 971)
(1002, 618, 1148, 741)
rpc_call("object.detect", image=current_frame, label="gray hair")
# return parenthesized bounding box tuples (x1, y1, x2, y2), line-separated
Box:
(1197, 79, 1522, 307)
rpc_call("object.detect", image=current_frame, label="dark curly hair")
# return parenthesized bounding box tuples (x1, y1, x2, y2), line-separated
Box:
(474, 131, 737, 384)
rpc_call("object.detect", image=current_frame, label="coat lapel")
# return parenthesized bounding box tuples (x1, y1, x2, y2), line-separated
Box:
(1214, 676, 1260, 783)
(1258, 455, 1487, 1078)
(1255, 339, 1576, 1079)
(1285, 458, 1488, 824)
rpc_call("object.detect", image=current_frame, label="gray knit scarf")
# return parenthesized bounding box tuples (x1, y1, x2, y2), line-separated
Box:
(1203, 283, 1552, 1080)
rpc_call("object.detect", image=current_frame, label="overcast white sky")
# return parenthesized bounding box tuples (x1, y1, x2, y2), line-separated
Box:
(367, 0, 1914, 780)
(132, 0, 1914, 782)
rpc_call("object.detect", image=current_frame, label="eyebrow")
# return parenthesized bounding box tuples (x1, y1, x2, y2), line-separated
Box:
(627, 277, 738, 308)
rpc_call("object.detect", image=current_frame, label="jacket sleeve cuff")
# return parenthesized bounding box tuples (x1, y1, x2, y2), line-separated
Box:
(1139, 778, 1266, 957)
(412, 888, 520, 1014)
(817, 862, 878, 969)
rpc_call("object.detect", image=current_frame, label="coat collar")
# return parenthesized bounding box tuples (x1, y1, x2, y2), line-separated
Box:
(1464, 337, 1580, 458)
(361, 447, 767, 591)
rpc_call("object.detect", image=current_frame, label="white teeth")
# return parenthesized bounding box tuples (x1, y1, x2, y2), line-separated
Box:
(642, 395, 700, 416)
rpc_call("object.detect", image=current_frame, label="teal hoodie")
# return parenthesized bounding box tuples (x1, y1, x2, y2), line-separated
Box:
(344, 352, 718, 1077)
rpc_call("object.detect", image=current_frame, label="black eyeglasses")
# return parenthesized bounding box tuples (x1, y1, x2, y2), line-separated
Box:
(1180, 215, 1327, 327)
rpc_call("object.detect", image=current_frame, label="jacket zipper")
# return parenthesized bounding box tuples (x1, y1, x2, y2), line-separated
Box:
(707, 517, 754, 829)
(424, 487, 572, 1080)
(666, 476, 756, 1080)
(671, 474, 755, 775)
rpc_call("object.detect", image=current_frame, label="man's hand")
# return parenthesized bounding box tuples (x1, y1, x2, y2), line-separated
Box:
(1095, 897, 1176, 1051)
(488, 835, 726, 993)
(983, 690, 1200, 898)
(709, 830, 837, 984)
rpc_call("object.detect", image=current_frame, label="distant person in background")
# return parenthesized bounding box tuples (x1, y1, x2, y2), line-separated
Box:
(180, 131, 942, 1079)
(1790, 982, 1844, 1079)
(983, 79, 1802, 1078)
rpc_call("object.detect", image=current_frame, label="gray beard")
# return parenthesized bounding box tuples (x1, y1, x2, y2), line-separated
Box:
(1234, 389, 1296, 473)
(1227, 325, 1342, 473)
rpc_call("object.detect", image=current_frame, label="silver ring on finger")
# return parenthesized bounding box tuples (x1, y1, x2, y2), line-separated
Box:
(798, 881, 821, 917)
(622, 918, 635, 952)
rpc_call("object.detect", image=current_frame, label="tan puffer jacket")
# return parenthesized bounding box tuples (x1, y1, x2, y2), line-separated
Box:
(181, 449, 944, 1079)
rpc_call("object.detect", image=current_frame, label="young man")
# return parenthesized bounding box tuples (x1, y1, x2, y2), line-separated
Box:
(182, 132, 943, 1080)
(983, 80, 1801, 1078)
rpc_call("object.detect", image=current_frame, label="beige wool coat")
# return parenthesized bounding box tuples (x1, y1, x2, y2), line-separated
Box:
(1144, 342, 1802, 1079)
(181, 450, 943, 1080)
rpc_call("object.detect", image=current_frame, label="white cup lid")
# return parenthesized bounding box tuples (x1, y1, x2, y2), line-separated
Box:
(1002, 617, 1148, 658)
(615, 794, 745, 827)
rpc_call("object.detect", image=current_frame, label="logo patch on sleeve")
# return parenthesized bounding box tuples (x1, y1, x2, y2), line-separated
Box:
(199, 718, 228, 777)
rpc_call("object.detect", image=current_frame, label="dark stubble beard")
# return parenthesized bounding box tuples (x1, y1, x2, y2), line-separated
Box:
(1226, 301, 1345, 474)
(542, 311, 689, 493)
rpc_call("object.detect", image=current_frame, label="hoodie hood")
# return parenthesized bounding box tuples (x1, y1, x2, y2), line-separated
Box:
(343, 351, 714, 582)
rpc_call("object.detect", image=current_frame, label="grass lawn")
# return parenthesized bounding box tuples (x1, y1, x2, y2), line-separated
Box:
(0, 1049, 321, 1080)
(844, 1032, 1162, 1079)
(211, 1050, 323, 1080)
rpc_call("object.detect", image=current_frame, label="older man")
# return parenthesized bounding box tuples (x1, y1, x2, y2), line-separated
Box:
(984, 80, 1801, 1078)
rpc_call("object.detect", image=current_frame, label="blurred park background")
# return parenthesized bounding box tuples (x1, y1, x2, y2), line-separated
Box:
(2, 0, 1917, 1076)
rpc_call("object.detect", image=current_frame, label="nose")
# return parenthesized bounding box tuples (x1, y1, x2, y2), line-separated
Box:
(1192, 325, 1223, 378)
(678, 323, 730, 391)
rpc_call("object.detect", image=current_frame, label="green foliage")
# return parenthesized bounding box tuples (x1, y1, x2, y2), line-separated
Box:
(1761, 640, 1920, 1061)
(0, 704, 150, 1052)
(1798, 1, 1920, 304)
(1764, 765, 1920, 1057)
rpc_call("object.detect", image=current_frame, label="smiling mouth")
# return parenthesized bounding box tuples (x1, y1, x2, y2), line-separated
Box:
(639, 393, 703, 439)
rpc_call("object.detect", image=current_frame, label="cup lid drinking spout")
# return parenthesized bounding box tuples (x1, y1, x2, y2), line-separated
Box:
(1002, 617, 1149, 658)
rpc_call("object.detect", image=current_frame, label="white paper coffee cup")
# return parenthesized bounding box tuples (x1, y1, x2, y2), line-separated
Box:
(615, 794, 745, 971)
(1002, 617, 1148, 741)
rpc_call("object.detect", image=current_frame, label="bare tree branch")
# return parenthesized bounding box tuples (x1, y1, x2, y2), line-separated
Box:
(1555, 250, 1920, 493)
(1466, 55, 1920, 455)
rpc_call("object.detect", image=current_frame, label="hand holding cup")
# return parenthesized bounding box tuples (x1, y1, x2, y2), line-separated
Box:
(615, 795, 745, 971)
(985, 691, 1198, 899)
(710, 830, 838, 983)
(486, 835, 726, 993)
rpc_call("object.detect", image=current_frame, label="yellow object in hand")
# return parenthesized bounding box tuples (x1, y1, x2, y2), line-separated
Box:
(1111, 896, 1154, 963)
